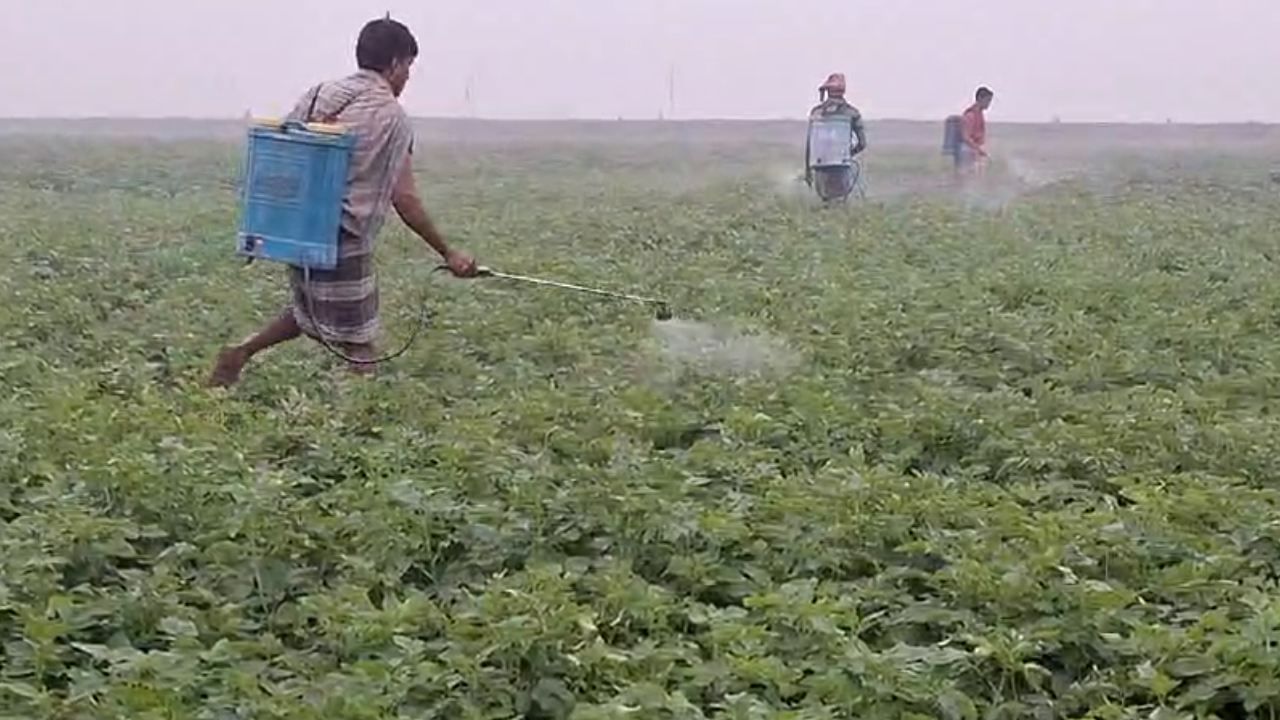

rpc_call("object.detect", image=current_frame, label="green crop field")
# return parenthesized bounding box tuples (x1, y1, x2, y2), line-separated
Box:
(4, 119, 1280, 719)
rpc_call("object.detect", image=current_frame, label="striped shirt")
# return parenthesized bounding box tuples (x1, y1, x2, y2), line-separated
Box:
(286, 70, 415, 259)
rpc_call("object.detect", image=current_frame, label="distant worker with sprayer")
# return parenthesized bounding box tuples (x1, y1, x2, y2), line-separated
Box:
(804, 73, 868, 202)
(210, 17, 478, 387)
(944, 86, 995, 178)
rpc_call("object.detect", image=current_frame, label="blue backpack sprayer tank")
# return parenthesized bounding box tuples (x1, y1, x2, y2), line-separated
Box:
(237, 118, 352, 271)
(942, 114, 964, 162)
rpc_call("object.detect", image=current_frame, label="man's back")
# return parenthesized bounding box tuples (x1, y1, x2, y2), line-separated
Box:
(287, 70, 414, 251)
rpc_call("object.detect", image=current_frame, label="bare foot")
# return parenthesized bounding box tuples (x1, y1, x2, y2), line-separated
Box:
(345, 356, 378, 377)
(346, 362, 378, 377)
(209, 346, 249, 388)
(341, 343, 378, 377)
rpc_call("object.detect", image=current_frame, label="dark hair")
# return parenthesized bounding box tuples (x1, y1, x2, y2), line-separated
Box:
(976, 86, 994, 101)
(356, 18, 419, 72)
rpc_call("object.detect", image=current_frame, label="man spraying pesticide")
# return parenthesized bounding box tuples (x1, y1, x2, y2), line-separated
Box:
(944, 86, 995, 182)
(213, 17, 672, 387)
(210, 17, 478, 387)
(804, 73, 868, 203)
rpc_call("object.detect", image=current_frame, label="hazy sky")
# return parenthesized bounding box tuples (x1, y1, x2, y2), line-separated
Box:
(3, 0, 1278, 123)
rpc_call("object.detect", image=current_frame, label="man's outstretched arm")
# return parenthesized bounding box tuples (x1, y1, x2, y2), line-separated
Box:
(391, 158, 477, 277)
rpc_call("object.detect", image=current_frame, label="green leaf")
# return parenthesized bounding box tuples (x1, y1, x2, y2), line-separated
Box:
(532, 678, 576, 719)
(1149, 670, 1180, 699)
(1167, 656, 1217, 679)
(0, 682, 42, 700)
(70, 642, 113, 661)
(1178, 680, 1222, 706)
(938, 688, 979, 720)
(159, 616, 199, 638)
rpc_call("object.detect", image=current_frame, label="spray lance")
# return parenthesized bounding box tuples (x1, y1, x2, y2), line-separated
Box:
(456, 265, 674, 321)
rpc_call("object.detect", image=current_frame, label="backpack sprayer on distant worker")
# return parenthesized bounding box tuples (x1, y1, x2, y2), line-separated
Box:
(234, 113, 671, 365)
(806, 115, 864, 203)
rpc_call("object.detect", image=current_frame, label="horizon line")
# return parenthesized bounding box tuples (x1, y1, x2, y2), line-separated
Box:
(1, 115, 1278, 127)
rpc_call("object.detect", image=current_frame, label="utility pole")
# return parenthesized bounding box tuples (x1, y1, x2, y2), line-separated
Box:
(667, 64, 677, 119)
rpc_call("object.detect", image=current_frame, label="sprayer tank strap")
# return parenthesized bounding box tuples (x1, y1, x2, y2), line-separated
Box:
(304, 82, 364, 124)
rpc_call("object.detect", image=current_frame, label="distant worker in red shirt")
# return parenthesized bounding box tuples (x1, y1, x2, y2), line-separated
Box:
(955, 86, 994, 176)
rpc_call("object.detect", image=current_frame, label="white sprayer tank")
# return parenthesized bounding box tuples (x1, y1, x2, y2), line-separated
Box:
(808, 117, 854, 169)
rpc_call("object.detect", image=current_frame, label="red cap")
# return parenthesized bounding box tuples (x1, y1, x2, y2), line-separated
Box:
(820, 73, 847, 94)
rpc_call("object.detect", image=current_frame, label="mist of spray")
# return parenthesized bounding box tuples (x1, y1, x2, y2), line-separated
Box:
(644, 317, 800, 379)
(955, 153, 1078, 211)
(771, 166, 810, 197)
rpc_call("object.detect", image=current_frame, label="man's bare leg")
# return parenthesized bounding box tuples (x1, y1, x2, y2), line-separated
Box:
(955, 156, 978, 189)
(209, 309, 301, 387)
(341, 342, 378, 376)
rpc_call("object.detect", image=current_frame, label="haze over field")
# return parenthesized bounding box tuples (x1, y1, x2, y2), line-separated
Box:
(2, 0, 1279, 123)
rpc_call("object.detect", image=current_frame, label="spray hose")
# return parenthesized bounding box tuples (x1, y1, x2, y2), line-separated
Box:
(295, 264, 446, 366)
